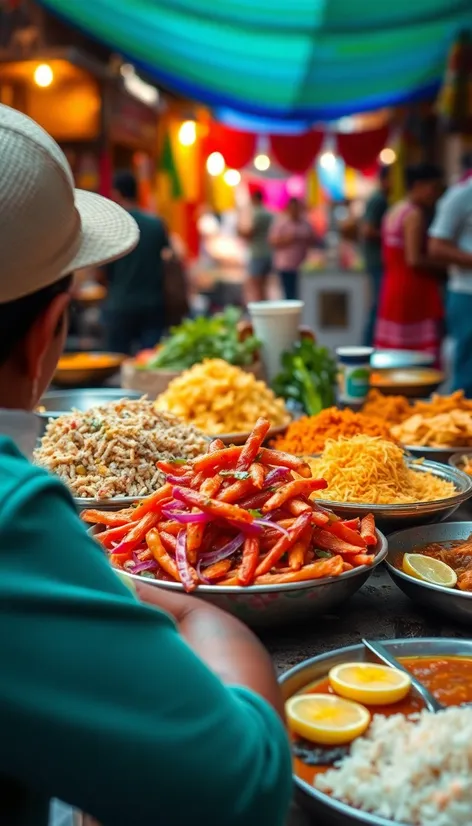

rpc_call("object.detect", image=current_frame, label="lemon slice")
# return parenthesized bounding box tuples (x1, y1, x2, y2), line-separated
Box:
(329, 662, 411, 706)
(402, 553, 457, 588)
(285, 693, 371, 745)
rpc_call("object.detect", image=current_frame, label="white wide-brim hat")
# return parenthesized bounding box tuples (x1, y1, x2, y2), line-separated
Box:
(0, 104, 140, 303)
(70, 189, 139, 272)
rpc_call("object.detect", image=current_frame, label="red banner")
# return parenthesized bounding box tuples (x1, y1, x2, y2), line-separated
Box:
(269, 131, 324, 174)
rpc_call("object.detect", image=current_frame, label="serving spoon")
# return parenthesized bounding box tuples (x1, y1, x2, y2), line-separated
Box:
(362, 638, 443, 713)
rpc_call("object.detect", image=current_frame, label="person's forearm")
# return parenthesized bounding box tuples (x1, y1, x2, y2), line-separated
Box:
(135, 582, 285, 718)
(429, 237, 472, 269)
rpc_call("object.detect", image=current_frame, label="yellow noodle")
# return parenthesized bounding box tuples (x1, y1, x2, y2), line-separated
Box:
(307, 435, 456, 505)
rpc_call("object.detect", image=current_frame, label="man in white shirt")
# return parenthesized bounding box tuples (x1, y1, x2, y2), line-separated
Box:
(428, 175, 472, 395)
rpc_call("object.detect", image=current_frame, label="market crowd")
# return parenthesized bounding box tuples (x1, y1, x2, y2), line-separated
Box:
(361, 158, 472, 396)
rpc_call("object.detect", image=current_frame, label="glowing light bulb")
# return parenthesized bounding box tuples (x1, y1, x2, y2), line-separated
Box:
(319, 151, 337, 171)
(34, 64, 54, 88)
(178, 120, 196, 146)
(254, 154, 270, 171)
(206, 152, 225, 176)
(224, 169, 241, 186)
(379, 147, 397, 165)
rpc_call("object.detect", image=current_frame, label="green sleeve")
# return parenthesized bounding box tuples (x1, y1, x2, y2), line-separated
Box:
(0, 472, 292, 826)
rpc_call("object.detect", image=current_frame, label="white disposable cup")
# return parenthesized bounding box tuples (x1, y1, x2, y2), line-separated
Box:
(248, 300, 304, 382)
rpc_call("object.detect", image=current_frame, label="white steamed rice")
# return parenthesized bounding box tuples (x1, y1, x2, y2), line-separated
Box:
(315, 706, 472, 825)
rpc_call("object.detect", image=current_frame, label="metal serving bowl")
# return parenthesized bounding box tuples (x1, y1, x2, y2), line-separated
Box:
(385, 521, 472, 625)
(280, 636, 472, 826)
(405, 443, 466, 465)
(314, 460, 472, 534)
(449, 449, 472, 474)
(53, 351, 126, 388)
(36, 388, 144, 437)
(88, 525, 388, 628)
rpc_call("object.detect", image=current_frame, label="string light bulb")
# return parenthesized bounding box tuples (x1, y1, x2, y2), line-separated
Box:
(206, 152, 225, 176)
(34, 64, 54, 88)
(178, 120, 197, 146)
(254, 154, 270, 171)
(224, 169, 241, 186)
(379, 147, 397, 165)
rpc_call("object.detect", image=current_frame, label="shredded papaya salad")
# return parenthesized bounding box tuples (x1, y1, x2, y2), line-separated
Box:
(82, 418, 379, 591)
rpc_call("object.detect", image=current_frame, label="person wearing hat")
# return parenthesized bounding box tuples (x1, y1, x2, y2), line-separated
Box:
(0, 105, 291, 826)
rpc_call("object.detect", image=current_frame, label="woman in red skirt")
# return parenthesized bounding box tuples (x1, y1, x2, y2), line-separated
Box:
(374, 164, 445, 365)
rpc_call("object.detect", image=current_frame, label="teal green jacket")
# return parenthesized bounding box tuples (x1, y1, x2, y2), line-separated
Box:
(0, 435, 292, 825)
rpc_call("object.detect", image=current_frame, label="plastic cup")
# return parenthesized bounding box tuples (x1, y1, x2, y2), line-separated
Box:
(336, 346, 374, 404)
(248, 300, 304, 382)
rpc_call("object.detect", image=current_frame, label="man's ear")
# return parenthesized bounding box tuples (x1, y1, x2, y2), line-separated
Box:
(23, 292, 70, 382)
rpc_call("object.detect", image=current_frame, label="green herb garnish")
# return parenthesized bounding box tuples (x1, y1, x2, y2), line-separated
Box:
(315, 549, 333, 559)
(247, 509, 263, 518)
(220, 470, 250, 480)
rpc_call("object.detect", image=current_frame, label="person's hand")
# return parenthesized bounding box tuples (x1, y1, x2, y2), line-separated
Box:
(134, 581, 285, 719)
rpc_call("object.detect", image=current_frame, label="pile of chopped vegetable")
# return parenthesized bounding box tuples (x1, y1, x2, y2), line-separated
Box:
(272, 338, 337, 416)
(140, 307, 260, 371)
(82, 417, 379, 589)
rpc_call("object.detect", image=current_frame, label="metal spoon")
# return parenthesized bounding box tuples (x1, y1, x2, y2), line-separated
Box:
(362, 638, 443, 713)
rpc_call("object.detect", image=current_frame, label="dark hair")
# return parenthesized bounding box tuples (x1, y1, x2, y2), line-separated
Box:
(461, 152, 472, 173)
(405, 163, 442, 190)
(288, 197, 301, 207)
(379, 165, 391, 182)
(251, 188, 264, 203)
(0, 274, 72, 367)
(113, 170, 138, 200)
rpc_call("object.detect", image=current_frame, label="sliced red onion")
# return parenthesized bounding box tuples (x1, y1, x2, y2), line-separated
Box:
(132, 559, 159, 574)
(200, 533, 244, 566)
(166, 473, 192, 486)
(196, 559, 212, 585)
(264, 467, 292, 487)
(162, 507, 208, 524)
(254, 518, 290, 539)
(175, 530, 196, 591)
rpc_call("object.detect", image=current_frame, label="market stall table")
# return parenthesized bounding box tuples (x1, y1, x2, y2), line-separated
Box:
(266, 505, 472, 826)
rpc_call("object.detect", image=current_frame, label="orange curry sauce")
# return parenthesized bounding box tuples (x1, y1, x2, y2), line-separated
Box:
(293, 656, 472, 786)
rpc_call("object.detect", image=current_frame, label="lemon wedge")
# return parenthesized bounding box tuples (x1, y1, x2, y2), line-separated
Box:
(402, 553, 457, 589)
(328, 662, 411, 706)
(285, 693, 371, 745)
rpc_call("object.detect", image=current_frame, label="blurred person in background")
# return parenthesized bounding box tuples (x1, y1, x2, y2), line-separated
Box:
(104, 171, 170, 354)
(269, 197, 315, 300)
(238, 188, 273, 302)
(361, 166, 391, 346)
(374, 163, 445, 365)
(429, 155, 472, 395)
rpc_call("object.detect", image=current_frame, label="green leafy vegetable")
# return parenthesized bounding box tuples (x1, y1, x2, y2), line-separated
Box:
(247, 509, 263, 518)
(315, 549, 333, 559)
(142, 307, 260, 371)
(272, 338, 337, 416)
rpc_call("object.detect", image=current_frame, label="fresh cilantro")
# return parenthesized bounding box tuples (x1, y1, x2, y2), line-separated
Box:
(315, 549, 332, 559)
(220, 470, 250, 480)
(247, 509, 263, 518)
(168, 458, 188, 466)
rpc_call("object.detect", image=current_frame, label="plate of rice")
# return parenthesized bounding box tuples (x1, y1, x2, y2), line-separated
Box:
(33, 397, 208, 508)
(280, 637, 472, 826)
(304, 435, 472, 533)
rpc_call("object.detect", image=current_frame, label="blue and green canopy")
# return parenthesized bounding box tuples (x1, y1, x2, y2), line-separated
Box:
(39, 0, 472, 122)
